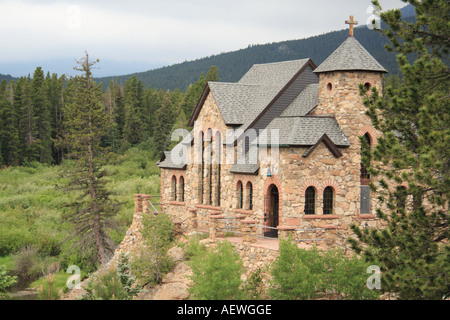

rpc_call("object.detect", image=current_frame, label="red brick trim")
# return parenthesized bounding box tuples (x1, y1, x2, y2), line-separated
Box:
(303, 215, 339, 220)
(319, 180, 341, 195)
(359, 125, 379, 145)
(234, 209, 254, 215)
(299, 180, 321, 194)
(195, 204, 222, 211)
(169, 201, 186, 206)
(360, 214, 376, 219)
(263, 176, 283, 225)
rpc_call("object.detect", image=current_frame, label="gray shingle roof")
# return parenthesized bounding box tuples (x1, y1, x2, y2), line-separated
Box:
(281, 84, 319, 117)
(157, 151, 187, 170)
(209, 59, 311, 126)
(314, 37, 387, 74)
(230, 147, 260, 174)
(265, 117, 351, 147)
(208, 82, 259, 126)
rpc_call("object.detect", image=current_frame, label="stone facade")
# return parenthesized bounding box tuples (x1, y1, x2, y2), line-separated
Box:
(158, 36, 388, 251)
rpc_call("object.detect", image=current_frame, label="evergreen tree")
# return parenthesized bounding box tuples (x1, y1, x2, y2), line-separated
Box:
(57, 53, 120, 267)
(0, 81, 20, 166)
(350, 0, 449, 300)
(31, 67, 53, 164)
(205, 65, 220, 82)
(123, 75, 144, 145)
(153, 92, 176, 156)
(181, 73, 206, 119)
(46, 73, 65, 165)
(13, 77, 32, 165)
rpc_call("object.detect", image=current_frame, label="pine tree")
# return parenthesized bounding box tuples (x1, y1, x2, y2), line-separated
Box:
(181, 73, 206, 119)
(350, 0, 449, 300)
(205, 66, 220, 82)
(122, 76, 144, 145)
(46, 73, 65, 165)
(153, 92, 176, 156)
(0, 81, 20, 166)
(31, 67, 53, 164)
(57, 52, 120, 267)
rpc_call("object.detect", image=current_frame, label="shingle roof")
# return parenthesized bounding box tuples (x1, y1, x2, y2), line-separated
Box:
(230, 148, 260, 175)
(280, 84, 319, 117)
(265, 117, 351, 147)
(208, 82, 259, 126)
(208, 59, 312, 127)
(314, 37, 387, 74)
(157, 132, 193, 170)
(157, 151, 187, 170)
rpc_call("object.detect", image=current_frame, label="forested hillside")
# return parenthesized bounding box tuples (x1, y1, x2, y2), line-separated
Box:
(0, 66, 220, 168)
(95, 6, 416, 92)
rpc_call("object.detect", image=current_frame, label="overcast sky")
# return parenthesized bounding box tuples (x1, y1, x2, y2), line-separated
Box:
(0, 0, 407, 77)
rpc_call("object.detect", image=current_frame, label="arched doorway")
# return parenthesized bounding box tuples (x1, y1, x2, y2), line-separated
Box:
(264, 185, 279, 238)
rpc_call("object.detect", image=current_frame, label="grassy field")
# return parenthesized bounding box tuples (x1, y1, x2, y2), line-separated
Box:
(0, 143, 161, 293)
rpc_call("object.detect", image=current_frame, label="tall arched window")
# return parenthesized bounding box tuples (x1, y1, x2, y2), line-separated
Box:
(179, 176, 185, 202)
(361, 133, 372, 184)
(200, 131, 205, 204)
(237, 181, 243, 209)
(323, 187, 334, 215)
(305, 187, 316, 215)
(171, 176, 177, 201)
(247, 182, 253, 210)
(215, 131, 222, 207)
(207, 129, 213, 205)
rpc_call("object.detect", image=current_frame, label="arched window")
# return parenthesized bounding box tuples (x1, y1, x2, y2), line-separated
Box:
(200, 131, 205, 204)
(361, 133, 372, 184)
(323, 187, 334, 215)
(207, 128, 213, 205)
(179, 176, 185, 202)
(171, 176, 177, 201)
(247, 182, 253, 211)
(215, 131, 222, 207)
(237, 181, 243, 209)
(305, 187, 316, 215)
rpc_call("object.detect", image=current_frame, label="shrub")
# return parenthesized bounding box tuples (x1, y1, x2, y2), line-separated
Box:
(0, 265, 17, 299)
(188, 240, 244, 300)
(37, 273, 63, 300)
(269, 240, 380, 300)
(131, 213, 175, 287)
(82, 267, 128, 300)
(12, 246, 42, 285)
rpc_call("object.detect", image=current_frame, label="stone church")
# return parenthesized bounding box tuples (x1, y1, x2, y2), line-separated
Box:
(157, 21, 387, 243)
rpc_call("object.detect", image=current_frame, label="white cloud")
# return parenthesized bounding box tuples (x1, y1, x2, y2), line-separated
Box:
(0, 0, 407, 76)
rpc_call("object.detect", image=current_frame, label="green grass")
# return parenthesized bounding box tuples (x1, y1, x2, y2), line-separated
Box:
(0, 255, 14, 269)
(0, 144, 161, 284)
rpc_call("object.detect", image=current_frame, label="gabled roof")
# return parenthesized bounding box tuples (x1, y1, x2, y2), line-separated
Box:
(303, 134, 343, 158)
(157, 132, 193, 170)
(188, 59, 314, 127)
(157, 151, 187, 170)
(314, 37, 387, 74)
(265, 116, 351, 148)
(280, 84, 319, 117)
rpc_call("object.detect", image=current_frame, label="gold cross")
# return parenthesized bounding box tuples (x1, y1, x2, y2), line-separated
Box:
(345, 15, 359, 37)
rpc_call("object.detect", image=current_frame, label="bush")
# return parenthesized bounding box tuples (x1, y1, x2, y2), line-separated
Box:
(269, 240, 381, 300)
(11, 246, 42, 285)
(188, 240, 244, 300)
(0, 265, 17, 298)
(82, 267, 128, 300)
(131, 212, 175, 287)
(37, 274, 63, 300)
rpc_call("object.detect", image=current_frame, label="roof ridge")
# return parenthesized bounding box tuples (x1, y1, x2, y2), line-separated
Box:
(251, 58, 310, 67)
